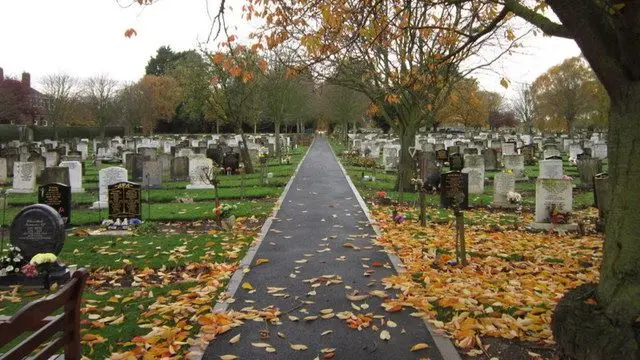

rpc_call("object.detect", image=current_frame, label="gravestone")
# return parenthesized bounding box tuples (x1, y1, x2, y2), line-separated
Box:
(462, 155, 485, 194)
(502, 142, 516, 156)
(59, 161, 85, 193)
(10, 204, 65, 261)
(482, 149, 498, 171)
(569, 144, 584, 162)
(143, 161, 162, 188)
(28, 154, 46, 177)
(108, 182, 142, 220)
(440, 171, 469, 210)
(223, 153, 240, 173)
(436, 149, 448, 162)
(38, 167, 70, 187)
(521, 145, 536, 166)
(91, 167, 128, 209)
(38, 183, 71, 226)
(126, 153, 145, 182)
(503, 155, 526, 180)
(463, 148, 478, 155)
(449, 153, 464, 171)
(538, 159, 564, 179)
(171, 156, 190, 181)
(44, 151, 59, 168)
(187, 157, 215, 189)
(577, 158, 602, 189)
(532, 178, 577, 230)
(77, 142, 88, 160)
(594, 173, 609, 222)
(9, 162, 36, 193)
(138, 147, 157, 160)
(492, 172, 517, 208)
(543, 148, 562, 159)
(592, 143, 607, 159)
(447, 145, 460, 155)
(418, 151, 441, 190)
(5, 153, 19, 177)
(0, 158, 6, 184)
(157, 153, 172, 175)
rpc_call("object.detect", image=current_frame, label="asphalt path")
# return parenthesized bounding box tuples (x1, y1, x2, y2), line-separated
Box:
(203, 137, 445, 360)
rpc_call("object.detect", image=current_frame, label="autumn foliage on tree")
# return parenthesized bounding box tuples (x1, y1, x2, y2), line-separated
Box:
(137, 75, 182, 135)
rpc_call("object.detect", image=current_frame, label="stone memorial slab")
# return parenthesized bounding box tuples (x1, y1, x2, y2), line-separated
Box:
(9, 162, 36, 193)
(92, 167, 128, 209)
(187, 157, 215, 189)
(462, 155, 485, 194)
(143, 161, 162, 188)
(108, 181, 142, 220)
(126, 153, 144, 182)
(577, 158, 602, 189)
(59, 161, 85, 193)
(449, 153, 464, 171)
(538, 159, 564, 179)
(418, 151, 441, 190)
(28, 154, 46, 177)
(440, 171, 469, 209)
(543, 148, 561, 159)
(171, 156, 190, 181)
(436, 149, 448, 162)
(503, 155, 527, 180)
(532, 178, 576, 230)
(492, 172, 517, 208)
(44, 151, 59, 168)
(0, 158, 6, 184)
(482, 149, 498, 171)
(10, 204, 65, 261)
(38, 166, 70, 187)
(38, 183, 72, 226)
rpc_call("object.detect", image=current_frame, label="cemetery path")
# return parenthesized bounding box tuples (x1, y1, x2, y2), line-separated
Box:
(203, 137, 452, 360)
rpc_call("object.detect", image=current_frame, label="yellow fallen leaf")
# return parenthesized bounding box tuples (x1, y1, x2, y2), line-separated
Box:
(251, 342, 272, 348)
(242, 282, 254, 290)
(220, 355, 238, 360)
(380, 330, 391, 341)
(266, 347, 276, 353)
(229, 333, 241, 344)
(256, 258, 269, 265)
(410, 343, 429, 352)
(290, 344, 308, 351)
(387, 320, 397, 328)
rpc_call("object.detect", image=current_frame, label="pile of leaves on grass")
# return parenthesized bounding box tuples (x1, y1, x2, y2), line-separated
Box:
(372, 206, 602, 355)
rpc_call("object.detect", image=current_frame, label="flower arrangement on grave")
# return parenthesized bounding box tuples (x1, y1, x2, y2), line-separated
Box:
(507, 191, 522, 204)
(101, 217, 142, 230)
(0, 245, 25, 277)
(214, 203, 237, 220)
(29, 253, 58, 273)
(503, 169, 513, 174)
(392, 208, 405, 224)
(562, 175, 573, 181)
(548, 204, 571, 224)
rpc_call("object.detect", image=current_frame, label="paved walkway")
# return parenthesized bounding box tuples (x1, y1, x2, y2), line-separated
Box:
(204, 137, 448, 359)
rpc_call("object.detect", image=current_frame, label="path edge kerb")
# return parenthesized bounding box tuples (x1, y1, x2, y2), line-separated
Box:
(212, 138, 315, 313)
(328, 139, 462, 360)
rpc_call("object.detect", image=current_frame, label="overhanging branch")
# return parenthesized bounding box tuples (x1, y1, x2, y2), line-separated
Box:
(504, 0, 573, 39)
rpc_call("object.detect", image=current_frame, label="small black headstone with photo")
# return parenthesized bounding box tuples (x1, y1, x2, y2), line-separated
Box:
(449, 153, 464, 171)
(108, 182, 142, 221)
(440, 171, 469, 210)
(38, 183, 71, 226)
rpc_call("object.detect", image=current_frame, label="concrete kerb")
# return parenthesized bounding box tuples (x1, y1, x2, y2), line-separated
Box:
(212, 139, 314, 313)
(329, 142, 463, 360)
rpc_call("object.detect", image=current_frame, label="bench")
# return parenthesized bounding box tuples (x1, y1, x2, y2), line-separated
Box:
(0, 269, 88, 360)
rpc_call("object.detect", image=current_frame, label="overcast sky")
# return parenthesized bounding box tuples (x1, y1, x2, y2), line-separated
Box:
(0, 0, 581, 100)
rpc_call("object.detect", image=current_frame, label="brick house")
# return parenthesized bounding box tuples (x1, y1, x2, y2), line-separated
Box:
(0, 67, 50, 125)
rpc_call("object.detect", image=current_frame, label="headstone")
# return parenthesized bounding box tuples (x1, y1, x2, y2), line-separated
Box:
(532, 178, 576, 230)
(482, 149, 498, 171)
(594, 173, 609, 217)
(9, 162, 36, 193)
(44, 151, 59, 168)
(38, 183, 71, 226)
(569, 144, 583, 162)
(538, 159, 564, 179)
(0, 158, 7, 184)
(126, 153, 145, 182)
(171, 156, 190, 181)
(447, 145, 460, 155)
(58, 161, 84, 193)
(449, 153, 464, 171)
(138, 147, 157, 160)
(28, 154, 46, 177)
(501, 142, 516, 156)
(382, 146, 400, 172)
(157, 153, 172, 175)
(577, 158, 602, 189)
(463, 148, 478, 155)
(223, 153, 240, 173)
(492, 172, 517, 208)
(186, 157, 216, 189)
(592, 143, 607, 159)
(38, 167, 70, 187)
(436, 149, 448, 162)
(543, 148, 561, 159)
(77, 142, 89, 160)
(10, 204, 65, 261)
(142, 161, 162, 188)
(91, 167, 128, 209)
(462, 155, 485, 194)
(503, 155, 526, 180)
(108, 182, 142, 220)
(5, 153, 18, 177)
(418, 151, 441, 190)
(521, 145, 536, 166)
(440, 171, 469, 210)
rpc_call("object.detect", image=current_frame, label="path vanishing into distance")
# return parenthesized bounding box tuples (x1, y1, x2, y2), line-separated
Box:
(204, 137, 457, 360)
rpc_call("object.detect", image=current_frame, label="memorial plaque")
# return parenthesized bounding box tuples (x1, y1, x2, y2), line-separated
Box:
(38, 183, 71, 225)
(10, 204, 65, 261)
(436, 149, 448, 162)
(440, 171, 469, 209)
(449, 153, 464, 171)
(108, 181, 142, 220)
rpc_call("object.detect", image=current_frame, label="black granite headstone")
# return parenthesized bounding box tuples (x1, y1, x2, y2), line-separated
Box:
(440, 171, 469, 209)
(449, 153, 464, 171)
(436, 149, 448, 162)
(223, 153, 240, 172)
(38, 183, 71, 226)
(10, 204, 66, 260)
(108, 181, 142, 220)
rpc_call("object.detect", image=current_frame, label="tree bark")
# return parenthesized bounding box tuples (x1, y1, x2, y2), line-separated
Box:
(238, 128, 254, 174)
(597, 84, 640, 324)
(395, 124, 417, 196)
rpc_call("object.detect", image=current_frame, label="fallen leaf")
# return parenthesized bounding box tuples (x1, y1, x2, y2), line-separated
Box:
(410, 343, 430, 352)
(290, 344, 308, 351)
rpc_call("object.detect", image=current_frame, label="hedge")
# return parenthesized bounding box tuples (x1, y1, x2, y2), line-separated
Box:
(0, 125, 124, 142)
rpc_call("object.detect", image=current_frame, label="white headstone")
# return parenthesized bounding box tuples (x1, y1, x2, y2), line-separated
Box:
(186, 157, 215, 189)
(543, 148, 561, 159)
(44, 151, 59, 168)
(91, 167, 128, 209)
(492, 172, 516, 207)
(8, 162, 36, 193)
(503, 155, 526, 179)
(0, 158, 6, 184)
(568, 144, 583, 162)
(462, 155, 485, 194)
(538, 159, 563, 179)
(59, 161, 85, 193)
(533, 178, 574, 227)
(77, 143, 89, 160)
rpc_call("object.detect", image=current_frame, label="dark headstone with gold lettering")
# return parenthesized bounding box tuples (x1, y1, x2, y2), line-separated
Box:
(449, 153, 464, 171)
(440, 171, 469, 209)
(436, 149, 448, 162)
(38, 183, 71, 226)
(108, 181, 142, 220)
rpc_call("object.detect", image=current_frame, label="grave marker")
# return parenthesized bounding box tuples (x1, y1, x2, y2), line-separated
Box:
(38, 183, 71, 226)
(108, 182, 142, 220)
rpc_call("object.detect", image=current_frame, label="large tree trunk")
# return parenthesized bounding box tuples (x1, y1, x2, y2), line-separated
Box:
(597, 86, 640, 321)
(395, 124, 417, 195)
(238, 128, 254, 174)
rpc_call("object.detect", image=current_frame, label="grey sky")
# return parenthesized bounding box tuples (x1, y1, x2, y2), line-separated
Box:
(0, 0, 581, 99)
